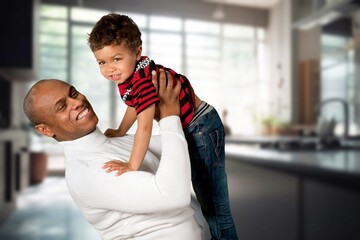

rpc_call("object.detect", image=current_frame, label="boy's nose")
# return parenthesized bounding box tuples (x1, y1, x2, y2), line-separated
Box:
(107, 63, 116, 72)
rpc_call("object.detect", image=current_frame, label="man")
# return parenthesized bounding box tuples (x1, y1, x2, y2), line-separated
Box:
(23, 70, 202, 239)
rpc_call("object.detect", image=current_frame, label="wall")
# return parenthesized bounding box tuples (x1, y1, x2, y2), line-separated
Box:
(297, 27, 321, 61)
(0, 0, 37, 224)
(42, 0, 268, 27)
(0, 0, 39, 81)
(11, 82, 31, 129)
(268, 0, 293, 123)
(293, 27, 321, 124)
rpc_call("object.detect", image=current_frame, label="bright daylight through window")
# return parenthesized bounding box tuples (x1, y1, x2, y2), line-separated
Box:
(35, 4, 270, 160)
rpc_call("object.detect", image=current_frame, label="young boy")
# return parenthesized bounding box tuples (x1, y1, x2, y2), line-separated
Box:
(88, 13, 238, 239)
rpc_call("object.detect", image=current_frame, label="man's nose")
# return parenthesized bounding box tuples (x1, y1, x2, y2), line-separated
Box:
(68, 97, 83, 109)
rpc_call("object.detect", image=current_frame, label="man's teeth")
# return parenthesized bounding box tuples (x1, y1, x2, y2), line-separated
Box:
(78, 108, 89, 120)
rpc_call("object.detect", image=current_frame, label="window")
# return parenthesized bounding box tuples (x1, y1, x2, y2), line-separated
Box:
(321, 33, 357, 135)
(39, 5, 68, 80)
(29, 4, 69, 156)
(37, 4, 269, 157)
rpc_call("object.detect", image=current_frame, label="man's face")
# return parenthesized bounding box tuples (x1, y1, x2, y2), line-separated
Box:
(35, 80, 99, 141)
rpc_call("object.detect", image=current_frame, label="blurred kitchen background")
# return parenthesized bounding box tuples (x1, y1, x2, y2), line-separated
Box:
(1, 0, 360, 239)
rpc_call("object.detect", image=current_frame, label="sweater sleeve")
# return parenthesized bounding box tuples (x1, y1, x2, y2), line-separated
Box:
(75, 116, 191, 213)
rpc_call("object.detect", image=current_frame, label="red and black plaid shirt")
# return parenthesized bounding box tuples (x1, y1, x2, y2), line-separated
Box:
(118, 56, 196, 128)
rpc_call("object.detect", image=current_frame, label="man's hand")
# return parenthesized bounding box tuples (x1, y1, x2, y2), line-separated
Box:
(102, 160, 134, 176)
(152, 69, 181, 120)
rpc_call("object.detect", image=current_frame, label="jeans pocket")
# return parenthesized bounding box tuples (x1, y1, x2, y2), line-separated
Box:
(209, 127, 225, 167)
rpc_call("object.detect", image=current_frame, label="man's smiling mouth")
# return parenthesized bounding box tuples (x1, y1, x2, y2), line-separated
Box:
(77, 108, 89, 120)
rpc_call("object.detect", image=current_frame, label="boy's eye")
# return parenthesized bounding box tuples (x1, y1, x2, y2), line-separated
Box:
(114, 58, 121, 62)
(98, 61, 105, 65)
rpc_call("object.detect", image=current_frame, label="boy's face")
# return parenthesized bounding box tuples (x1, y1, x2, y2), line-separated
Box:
(93, 42, 142, 84)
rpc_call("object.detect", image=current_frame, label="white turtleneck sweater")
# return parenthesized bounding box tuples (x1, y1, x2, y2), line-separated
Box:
(59, 116, 201, 240)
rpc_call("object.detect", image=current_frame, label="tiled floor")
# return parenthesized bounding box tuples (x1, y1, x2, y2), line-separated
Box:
(0, 177, 100, 240)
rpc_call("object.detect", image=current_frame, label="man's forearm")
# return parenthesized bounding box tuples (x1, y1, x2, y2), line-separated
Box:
(156, 115, 191, 208)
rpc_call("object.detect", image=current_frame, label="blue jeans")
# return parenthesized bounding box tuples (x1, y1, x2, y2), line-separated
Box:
(184, 108, 238, 240)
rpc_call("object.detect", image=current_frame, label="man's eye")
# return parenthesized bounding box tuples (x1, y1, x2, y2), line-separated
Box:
(71, 90, 79, 98)
(58, 104, 66, 111)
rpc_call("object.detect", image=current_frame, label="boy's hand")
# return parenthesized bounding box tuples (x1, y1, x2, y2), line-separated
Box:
(104, 128, 123, 138)
(102, 160, 134, 176)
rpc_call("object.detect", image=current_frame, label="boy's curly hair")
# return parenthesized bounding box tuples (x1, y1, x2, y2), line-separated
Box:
(88, 13, 142, 53)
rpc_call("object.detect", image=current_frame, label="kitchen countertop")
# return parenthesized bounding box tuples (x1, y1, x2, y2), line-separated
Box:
(225, 140, 360, 191)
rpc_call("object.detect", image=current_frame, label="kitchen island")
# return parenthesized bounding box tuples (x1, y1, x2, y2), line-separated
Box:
(225, 141, 360, 240)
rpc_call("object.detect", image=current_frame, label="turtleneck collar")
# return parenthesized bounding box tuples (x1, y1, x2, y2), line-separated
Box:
(59, 127, 107, 155)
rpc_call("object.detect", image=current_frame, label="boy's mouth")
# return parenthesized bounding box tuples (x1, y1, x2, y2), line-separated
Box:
(110, 74, 121, 81)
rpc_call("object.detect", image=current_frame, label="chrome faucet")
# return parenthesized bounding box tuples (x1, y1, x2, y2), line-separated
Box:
(317, 98, 349, 139)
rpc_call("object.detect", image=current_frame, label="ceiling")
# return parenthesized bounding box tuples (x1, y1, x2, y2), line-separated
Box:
(202, 0, 280, 9)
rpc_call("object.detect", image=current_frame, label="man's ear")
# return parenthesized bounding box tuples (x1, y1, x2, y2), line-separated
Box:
(35, 124, 54, 137)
